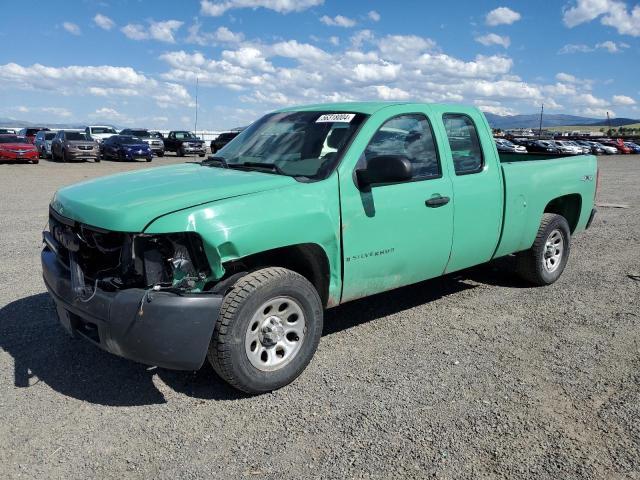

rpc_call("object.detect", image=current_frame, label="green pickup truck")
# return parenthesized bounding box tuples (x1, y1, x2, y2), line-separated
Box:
(42, 102, 598, 393)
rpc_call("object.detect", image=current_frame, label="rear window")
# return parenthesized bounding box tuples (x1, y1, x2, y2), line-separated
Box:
(442, 114, 484, 175)
(0, 135, 22, 143)
(130, 130, 150, 138)
(45, 133, 56, 140)
(66, 132, 91, 141)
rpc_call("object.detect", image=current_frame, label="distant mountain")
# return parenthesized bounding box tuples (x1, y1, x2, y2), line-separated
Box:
(0, 117, 87, 129)
(483, 113, 640, 130)
(579, 117, 640, 127)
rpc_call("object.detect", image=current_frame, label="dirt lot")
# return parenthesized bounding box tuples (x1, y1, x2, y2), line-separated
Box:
(0, 154, 638, 479)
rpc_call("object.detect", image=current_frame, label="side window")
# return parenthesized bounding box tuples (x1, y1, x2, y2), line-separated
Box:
(364, 114, 441, 180)
(442, 114, 484, 175)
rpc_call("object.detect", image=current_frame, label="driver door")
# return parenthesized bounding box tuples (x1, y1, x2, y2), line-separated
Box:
(339, 111, 454, 302)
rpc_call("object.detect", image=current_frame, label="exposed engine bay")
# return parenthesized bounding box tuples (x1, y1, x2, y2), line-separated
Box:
(46, 208, 212, 297)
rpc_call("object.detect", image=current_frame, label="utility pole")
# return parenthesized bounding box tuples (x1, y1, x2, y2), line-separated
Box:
(194, 76, 199, 136)
(538, 103, 544, 138)
(606, 111, 612, 137)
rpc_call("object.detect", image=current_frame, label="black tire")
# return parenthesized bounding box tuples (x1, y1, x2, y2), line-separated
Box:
(516, 213, 571, 286)
(178, 146, 185, 157)
(146, 157, 152, 162)
(51, 149, 57, 161)
(207, 267, 323, 394)
(32, 159, 39, 164)
(61, 150, 68, 163)
(198, 153, 205, 157)
(95, 156, 101, 163)
(157, 151, 164, 157)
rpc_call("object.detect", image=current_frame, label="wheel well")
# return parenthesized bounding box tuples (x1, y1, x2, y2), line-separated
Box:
(221, 244, 331, 307)
(544, 194, 582, 233)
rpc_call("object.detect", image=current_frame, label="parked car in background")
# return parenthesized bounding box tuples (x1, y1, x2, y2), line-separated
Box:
(601, 140, 631, 154)
(575, 140, 604, 155)
(18, 127, 50, 144)
(0, 134, 39, 163)
(119, 128, 165, 156)
(623, 142, 640, 153)
(553, 141, 583, 155)
(565, 141, 590, 155)
(211, 129, 244, 153)
(51, 130, 100, 163)
(99, 135, 152, 162)
(34, 130, 57, 158)
(85, 125, 118, 144)
(0, 128, 16, 134)
(495, 138, 527, 154)
(523, 140, 561, 154)
(589, 141, 617, 155)
(164, 131, 206, 157)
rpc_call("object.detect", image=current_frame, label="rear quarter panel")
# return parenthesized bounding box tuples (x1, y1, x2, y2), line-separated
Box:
(495, 155, 597, 257)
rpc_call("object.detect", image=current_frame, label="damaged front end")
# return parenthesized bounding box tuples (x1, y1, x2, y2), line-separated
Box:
(42, 207, 222, 370)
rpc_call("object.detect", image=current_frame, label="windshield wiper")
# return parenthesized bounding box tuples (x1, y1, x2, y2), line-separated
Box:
(201, 156, 228, 168)
(232, 161, 285, 175)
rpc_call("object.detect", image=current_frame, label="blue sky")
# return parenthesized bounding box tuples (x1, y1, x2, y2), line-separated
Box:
(0, 0, 638, 129)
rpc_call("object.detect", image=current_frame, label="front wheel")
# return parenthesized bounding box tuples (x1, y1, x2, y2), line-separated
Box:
(157, 151, 164, 157)
(61, 150, 68, 163)
(208, 267, 323, 394)
(516, 213, 571, 286)
(178, 147, 185, 157)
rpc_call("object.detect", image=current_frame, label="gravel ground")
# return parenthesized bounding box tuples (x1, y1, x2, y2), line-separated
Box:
(0, 154, 638, 479)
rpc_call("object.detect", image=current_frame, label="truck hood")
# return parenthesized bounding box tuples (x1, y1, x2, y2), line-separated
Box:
(51, 163, 296, 232)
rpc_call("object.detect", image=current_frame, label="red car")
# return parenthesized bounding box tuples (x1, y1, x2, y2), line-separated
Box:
(602, 139, 632, 154)
(17, 127, 50, 144)
(0, 135, 39, 163)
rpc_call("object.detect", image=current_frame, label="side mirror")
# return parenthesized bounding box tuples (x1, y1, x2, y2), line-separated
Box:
(356, 155, 413, 189)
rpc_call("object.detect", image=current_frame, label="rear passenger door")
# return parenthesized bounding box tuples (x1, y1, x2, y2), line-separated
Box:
(339, 110, 454, 302)
(438, 111, 503, 273)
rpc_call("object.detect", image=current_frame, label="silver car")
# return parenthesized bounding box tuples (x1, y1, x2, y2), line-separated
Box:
(34, 130, 57, 158)
(119, 128, 165, 156)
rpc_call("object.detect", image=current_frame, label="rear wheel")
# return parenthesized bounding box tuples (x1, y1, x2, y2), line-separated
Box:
(208, 267, 323, 394)
(517, 213, 571, 286)
(61, 150, 68, 163)
(178, 146, 185, 157)
(32, 159, 39, 164)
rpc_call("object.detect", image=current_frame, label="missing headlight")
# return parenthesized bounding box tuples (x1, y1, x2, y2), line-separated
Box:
(134, 232, 211, 290)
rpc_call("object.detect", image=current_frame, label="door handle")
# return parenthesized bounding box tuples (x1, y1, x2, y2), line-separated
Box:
(425, 196, 450, 208)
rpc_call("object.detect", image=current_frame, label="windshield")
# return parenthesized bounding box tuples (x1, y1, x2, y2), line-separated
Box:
(173, 131, 196, 139)
(213, 111, 367, 180)
(149, 131, 163, 138)
(66, 132, 91, 141)
(130, 130, 150, 138)
(45, 133, 56, 140)
(120, 136, 144, 145)
(91, 127, 116, 134)
(0, 135, 24, 144)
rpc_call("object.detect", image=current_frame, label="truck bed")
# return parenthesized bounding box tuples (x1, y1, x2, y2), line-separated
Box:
(494, 153, 597, 258)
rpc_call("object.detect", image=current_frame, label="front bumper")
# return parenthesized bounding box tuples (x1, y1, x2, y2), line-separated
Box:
(41, 246, 222, 370)
(68, 150, 99, 161)
(183, 145, 206, 154)
(0, 150, 39, 161)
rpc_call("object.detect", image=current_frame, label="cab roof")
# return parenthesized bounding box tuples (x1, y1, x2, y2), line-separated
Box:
(275, 101, 480, 115)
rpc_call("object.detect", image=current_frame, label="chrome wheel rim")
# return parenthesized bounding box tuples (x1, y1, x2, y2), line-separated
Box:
(245, 296, 306, 372)
(543, 229, 564, 273)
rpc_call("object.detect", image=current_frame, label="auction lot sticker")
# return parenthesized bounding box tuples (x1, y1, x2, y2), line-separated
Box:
(316, 113, 356, 123)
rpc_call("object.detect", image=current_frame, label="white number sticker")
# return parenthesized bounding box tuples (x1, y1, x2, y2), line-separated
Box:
(316, 113, 356, 123)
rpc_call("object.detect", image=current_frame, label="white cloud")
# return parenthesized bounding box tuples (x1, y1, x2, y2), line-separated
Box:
(485, 7, 521, 26)
(271, 40, 330, 62)
(563, 0, 640, 36)
(93, 14, 115, 31)
(320, 15, 356, 27)
(186, 24, 245, 45)
(559, 40, 630, 54)
(372, 85, 410, 100)
(329, 36, 339, 46)
(200, 0, 323, 16)
(556, 72, 578, 83)
(595, 40, 627, 52)
(41, 107, 72, 118)
(0, 62, 193, 109)
(121, 20, 183, 43)
(612, 94, 636, 105)
(121, 23, 147, 40)
(475, 33, 510, 48)
(368, 10, 381, 22)
(62, 22, 81, 35)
